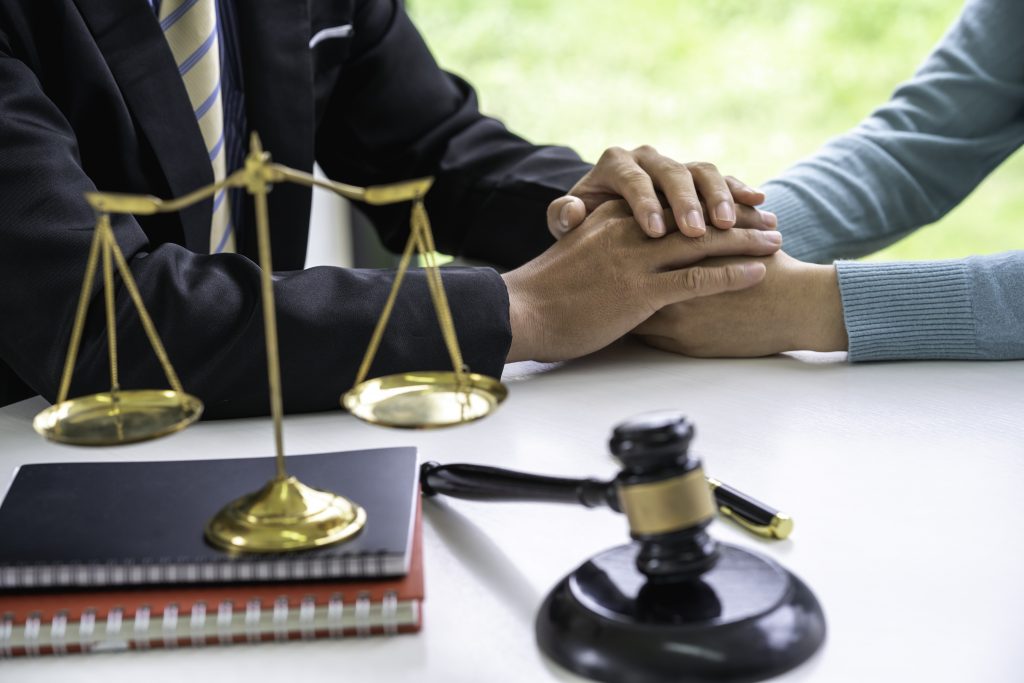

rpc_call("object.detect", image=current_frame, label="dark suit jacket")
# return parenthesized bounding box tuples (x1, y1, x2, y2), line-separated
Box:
(0, 0, 590, 417)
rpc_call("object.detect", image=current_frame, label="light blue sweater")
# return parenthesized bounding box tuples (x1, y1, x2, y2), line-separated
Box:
(761, 0, 1024, 361)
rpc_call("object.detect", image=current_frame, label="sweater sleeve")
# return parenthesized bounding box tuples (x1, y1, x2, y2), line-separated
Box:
(760, 0, 1024, 361)
(834, 254, 1024, 361)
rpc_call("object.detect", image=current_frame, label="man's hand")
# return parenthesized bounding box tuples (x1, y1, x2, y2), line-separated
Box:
(545, 145, 777, 240)
(501, 201, 783, 362)
(634, 251, 849, 357)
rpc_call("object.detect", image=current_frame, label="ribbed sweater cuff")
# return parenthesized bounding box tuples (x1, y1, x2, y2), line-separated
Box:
(836, 260, 980, 361)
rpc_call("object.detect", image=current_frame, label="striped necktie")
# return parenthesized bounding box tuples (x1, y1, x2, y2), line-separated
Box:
(158, 0, 234, 254)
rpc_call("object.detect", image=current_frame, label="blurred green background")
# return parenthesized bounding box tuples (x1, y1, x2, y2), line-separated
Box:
(410, 0, 1023, 261)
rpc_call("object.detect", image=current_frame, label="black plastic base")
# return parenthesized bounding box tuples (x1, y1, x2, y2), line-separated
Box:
(536, 543, 826, 683)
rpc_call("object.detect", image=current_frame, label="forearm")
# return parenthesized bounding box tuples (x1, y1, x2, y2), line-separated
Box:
(6, 246, 512, 419)
(763, 0, 1024, 264)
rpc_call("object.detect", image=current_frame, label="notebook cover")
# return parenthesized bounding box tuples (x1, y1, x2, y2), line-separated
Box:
(0, 448, 418, 589)
(0, 504, 424, 656)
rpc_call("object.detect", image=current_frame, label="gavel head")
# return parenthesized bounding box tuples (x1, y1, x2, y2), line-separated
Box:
(610, 411, 719, 580)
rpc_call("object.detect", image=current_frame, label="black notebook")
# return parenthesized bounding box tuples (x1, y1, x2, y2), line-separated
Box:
(0, 447, 418, 590)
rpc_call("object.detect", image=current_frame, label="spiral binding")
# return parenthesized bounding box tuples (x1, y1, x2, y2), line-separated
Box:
(1, 552, 401, 589)
(0, 590, 414, 657)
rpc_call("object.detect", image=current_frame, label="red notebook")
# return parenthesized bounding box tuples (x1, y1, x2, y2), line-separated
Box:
(0, 506, 424, 657)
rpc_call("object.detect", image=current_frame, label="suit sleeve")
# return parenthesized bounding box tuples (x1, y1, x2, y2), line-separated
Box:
(314, 0, 592, 270)
(0, 43, 511, 418)
(760, 0, 1024, 361)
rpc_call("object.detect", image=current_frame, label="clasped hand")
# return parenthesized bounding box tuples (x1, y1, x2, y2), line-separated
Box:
(531, 145, 847, 360)
(502, 202, 782, 362)
(634, 252, 849, 357)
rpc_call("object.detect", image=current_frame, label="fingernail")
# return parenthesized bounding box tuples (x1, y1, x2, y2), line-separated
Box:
(559, 201, 572, 229)
(760, 210, 777, 228)
(763, 230, 782, 245)
(715, 201, 736, 224)
(741, 262, 767, 280)
(649, 212, 666, 236)
(686, 210, 705, 233)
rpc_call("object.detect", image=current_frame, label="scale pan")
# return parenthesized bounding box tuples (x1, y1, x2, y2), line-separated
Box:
(343, 371, 507, 429)
(33, 389, 204, 446)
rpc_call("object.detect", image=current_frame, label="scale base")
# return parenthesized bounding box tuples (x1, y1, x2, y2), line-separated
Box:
(536, 543, 825, 683)
(205, 476, 366, 553)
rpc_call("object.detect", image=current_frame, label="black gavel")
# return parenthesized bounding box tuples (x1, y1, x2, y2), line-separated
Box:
(421, 431, 792, 542)
(422, 411, 825, 683)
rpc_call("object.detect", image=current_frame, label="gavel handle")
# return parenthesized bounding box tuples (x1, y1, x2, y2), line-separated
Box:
(420, 462, 621, 511)
(420, 462, 793, 540)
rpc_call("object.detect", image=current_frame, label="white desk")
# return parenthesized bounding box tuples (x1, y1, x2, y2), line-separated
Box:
(2, 340, 1023, 682)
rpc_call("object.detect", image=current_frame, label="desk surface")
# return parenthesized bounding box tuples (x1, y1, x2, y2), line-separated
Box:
(2, 341, 1023, 683)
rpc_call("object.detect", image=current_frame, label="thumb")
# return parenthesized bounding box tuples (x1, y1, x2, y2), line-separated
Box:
(546, 195, 587, 239)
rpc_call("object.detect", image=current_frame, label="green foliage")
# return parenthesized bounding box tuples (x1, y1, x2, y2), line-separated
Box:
(410, 0, 1024, 261)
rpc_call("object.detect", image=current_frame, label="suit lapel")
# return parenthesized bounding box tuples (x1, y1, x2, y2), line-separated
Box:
(73, 0, 215, 253)
(235, 1, 315, 269)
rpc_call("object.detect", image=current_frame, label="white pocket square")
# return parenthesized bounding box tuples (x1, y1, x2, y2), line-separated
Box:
(309, 23, 353, 49)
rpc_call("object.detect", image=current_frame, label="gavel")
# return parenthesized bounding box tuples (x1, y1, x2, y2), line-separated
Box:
(421, 411, 825, 683)
(421, 419, 792, 542)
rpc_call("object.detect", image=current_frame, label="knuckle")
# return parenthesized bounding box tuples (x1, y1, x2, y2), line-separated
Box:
(677, 192, 701, 210)
(599, 146, 627, 162)
(665, 163, 693, 181)
(688, 160, 719, 175)
(742, 227, 765, 244)
(681, 267, 710, 292)
(621, 167, 652, 188)
(633, 144, 658, 157)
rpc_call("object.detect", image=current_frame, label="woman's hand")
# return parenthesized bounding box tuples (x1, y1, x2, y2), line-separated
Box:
(634, 251, 849, 357)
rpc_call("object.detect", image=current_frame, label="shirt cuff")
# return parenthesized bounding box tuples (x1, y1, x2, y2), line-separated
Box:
(836, 259, 981, 361)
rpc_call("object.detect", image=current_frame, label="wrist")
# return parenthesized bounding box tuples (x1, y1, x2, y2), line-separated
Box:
(501, 270, 537, 362)
(798, 264, 848, 352)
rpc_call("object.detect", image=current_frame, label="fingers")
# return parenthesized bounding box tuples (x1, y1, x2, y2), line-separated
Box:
(547, 195, 587, 239)
(593, 147, 667, 238)
(725, 176, 775, 229)
(734, 204, 778, 230)
(631, 150, 764, 235)
(685, 160, 736, 232)
(725, 176, 765, 206)
(655, 262, 767, 307)
(574, 145, 776, 240)
(632, 146, 706, 237)
(647, 225, 781, 269)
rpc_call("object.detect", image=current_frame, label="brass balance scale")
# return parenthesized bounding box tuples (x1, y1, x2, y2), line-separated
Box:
(31, 133, 507, 554)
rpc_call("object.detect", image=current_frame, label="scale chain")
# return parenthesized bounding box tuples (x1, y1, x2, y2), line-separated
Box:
(56, 216, 105, 404)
